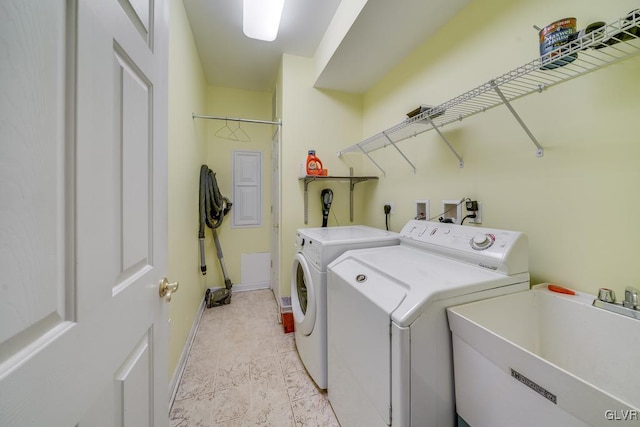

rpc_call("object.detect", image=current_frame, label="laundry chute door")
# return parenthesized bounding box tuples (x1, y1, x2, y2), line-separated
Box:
(0, 1, 170, 426)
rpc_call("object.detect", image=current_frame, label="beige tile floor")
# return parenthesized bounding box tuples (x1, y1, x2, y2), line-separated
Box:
(170, 289, 340, 426)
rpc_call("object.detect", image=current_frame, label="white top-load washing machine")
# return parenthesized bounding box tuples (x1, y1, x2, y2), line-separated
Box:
(327, 220, 530, 426)
(292, 226, 399, 389)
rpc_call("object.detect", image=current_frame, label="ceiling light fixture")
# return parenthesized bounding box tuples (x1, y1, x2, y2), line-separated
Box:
(243, 0, 285, 42)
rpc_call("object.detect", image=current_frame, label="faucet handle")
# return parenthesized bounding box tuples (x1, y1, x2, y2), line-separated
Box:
(597, 288, 616, 303)
(623, 286, 639, 309)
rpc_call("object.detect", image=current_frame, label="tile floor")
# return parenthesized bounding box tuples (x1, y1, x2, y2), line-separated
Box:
(170, 289, 340, 426)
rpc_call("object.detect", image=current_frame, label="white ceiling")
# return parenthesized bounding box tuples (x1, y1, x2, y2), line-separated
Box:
(183, 0, 470, 94)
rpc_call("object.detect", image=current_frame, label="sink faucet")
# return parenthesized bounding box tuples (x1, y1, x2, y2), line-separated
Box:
(624, 286, 639, 309)
(593, 286, 640, 320)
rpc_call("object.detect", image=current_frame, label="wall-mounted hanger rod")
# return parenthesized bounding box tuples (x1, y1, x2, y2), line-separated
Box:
(192, 113, 281, 126)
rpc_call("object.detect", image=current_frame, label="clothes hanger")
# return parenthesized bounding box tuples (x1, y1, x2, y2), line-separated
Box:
(215, 119, 239, 141)
(232, 121, 251, 142)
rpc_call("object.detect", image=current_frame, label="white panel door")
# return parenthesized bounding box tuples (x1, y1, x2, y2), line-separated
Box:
(232, 150, 262, 227)
(0, 0, 170, 425)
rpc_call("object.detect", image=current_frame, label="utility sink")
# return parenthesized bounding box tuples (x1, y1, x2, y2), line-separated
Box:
(447, 284, 640, 426)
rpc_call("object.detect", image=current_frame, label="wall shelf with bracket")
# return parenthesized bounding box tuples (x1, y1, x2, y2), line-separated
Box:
(299, 169, 378, 224)
(337, 12, 640, 175)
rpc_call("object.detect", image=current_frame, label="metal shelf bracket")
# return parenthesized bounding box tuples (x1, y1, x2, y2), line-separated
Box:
(491, 82, 544, 157)
(382, 131, 416, 174)
(358, 145, 386, 177)
(300, 169, 378, 224)
(424, 116, 464, 168)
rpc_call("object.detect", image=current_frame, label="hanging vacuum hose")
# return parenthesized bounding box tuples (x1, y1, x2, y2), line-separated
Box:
(199, 165, 233, 307)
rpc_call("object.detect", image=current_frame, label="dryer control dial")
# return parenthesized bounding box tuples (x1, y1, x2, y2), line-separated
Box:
(470, 233, 495, 250)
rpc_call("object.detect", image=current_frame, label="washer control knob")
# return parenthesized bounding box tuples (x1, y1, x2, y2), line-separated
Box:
(470, 234, 494, 250)
(473, 234, 489, 245)
(296, 236, 305, 246)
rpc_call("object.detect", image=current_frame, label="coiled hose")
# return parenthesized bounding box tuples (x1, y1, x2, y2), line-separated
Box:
(198, 165, 232, 276)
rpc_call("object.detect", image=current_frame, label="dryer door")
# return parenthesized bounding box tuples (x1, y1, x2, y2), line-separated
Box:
(291, 253, 316, 335)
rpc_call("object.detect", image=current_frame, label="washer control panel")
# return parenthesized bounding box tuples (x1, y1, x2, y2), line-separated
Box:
(399, 220, 528, 274)
(401, 222, 511, 251)
(296, 233, 321, 266)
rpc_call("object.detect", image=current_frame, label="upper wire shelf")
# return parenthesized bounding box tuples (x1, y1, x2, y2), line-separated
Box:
(337, 12, 640, 173)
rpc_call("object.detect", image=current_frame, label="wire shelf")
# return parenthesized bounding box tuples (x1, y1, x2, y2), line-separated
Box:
(337, 12, 640, 172)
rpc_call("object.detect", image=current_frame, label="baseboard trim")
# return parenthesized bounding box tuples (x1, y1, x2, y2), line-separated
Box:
(168, 297, 205, 414)
(232, 281, 270, 292)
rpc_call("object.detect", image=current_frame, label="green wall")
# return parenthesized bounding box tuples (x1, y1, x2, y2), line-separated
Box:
(167, 0, 208, 379)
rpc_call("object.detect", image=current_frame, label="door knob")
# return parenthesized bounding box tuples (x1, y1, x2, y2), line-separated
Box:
(159, 278, 179, 302)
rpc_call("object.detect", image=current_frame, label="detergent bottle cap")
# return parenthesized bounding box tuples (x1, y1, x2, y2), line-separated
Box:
(308, 150, 316, 155)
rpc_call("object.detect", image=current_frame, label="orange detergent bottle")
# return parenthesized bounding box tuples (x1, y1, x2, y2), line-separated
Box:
(306, 150, 323, 175)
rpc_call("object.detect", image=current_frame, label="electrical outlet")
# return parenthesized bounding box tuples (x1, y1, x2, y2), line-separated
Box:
(384, 202, 394, 214)
(472, 202, 482, 223)
(466, 201, 482, 224)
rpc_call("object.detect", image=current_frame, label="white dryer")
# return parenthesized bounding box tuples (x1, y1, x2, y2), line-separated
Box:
(327, 220, 530, 426)
(291, 226, 399, 389)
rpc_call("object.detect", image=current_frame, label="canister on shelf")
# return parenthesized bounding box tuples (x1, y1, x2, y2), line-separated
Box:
(539, 17, 577, 69)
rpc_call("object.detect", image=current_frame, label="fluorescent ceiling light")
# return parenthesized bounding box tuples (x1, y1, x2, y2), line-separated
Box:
(243, 0, 285, 41)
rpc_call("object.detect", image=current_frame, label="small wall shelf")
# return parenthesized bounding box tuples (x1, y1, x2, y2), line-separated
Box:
(337, 12, 640, 174)
(299, 170, 378, 224)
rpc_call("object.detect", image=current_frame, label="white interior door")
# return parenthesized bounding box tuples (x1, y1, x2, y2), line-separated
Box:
(0, 0, 170, 425)
(270, 126, 281, 309)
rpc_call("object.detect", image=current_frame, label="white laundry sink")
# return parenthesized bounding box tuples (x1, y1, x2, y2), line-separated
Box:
(447, 284, 640, 426)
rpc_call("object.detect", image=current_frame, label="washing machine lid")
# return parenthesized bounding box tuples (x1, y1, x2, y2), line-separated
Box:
(297, 225, 398, 245)
(328, 245, 529, 328)
(297, 225, 400, 270)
